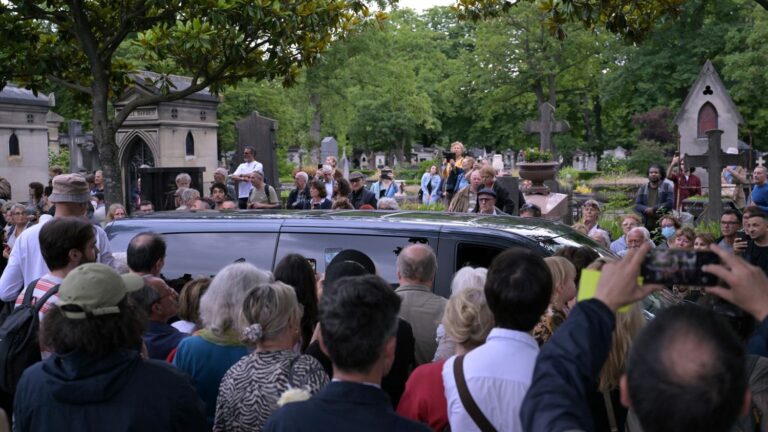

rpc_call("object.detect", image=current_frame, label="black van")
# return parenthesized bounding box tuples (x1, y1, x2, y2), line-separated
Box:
(106, 210, 611, 298)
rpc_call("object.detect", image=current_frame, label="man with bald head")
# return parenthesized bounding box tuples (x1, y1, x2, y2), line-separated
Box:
(127, 232, 166, 277)
(131, 276, 189, 360)
(395, 244, 446, 365)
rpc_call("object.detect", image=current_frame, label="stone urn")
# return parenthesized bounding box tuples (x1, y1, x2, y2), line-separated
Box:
(518, 162, 559, 194)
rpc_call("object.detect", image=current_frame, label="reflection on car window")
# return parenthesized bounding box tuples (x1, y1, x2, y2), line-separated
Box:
(162, 233, 278, 280)
(275, 233, 436, 283)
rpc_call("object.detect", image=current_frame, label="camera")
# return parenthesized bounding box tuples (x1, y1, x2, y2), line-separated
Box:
(443, 151, 455, 162)
(641, 249, 721, 286)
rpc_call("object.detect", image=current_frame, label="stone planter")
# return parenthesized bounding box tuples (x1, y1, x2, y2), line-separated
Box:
(518, 162, 559, 194)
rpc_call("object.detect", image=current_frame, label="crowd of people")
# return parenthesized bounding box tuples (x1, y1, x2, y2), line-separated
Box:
(4, 146, 768, 431)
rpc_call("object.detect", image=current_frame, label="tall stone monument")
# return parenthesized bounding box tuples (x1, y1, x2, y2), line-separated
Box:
(674, 60, 744, 190)
(235, 112, 279, 189)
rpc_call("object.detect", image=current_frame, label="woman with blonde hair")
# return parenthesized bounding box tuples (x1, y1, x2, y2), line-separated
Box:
(397, 287, 493, 431)
(172, 277, 211, 334)
(433, 266, 488, 361)
(533, 256, 577, 345)
(104, 203, 127, 225)
(173, 262, 273, 426)
(214, 282, 328, 431)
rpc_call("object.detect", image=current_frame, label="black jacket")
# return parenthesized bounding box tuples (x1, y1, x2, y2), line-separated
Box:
(286, 186, 311, 210)
(264, 381, 430, 432)
(14, 349, 207, 432)
(521, 299, 615, 431)
(350, 188, 378, 209)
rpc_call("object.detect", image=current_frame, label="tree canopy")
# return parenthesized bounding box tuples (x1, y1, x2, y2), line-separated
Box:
(0, 0, 384, 203)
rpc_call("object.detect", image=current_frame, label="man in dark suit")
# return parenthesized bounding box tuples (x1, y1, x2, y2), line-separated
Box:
(348, 172, 378, 209)
(264, 275, 429, 432)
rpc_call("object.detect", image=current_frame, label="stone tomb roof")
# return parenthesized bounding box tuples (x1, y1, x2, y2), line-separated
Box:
(0, 84, 51, 107)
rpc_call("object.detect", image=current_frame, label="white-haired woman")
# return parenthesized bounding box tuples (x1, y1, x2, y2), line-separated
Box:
(397, 287, 493, 431)
(214, 282, 328, 431)
(173, 262, 273, 427)
(432, 266, 488, 361)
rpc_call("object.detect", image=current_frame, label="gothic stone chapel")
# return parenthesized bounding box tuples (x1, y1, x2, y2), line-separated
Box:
(674, 60, 745, 189)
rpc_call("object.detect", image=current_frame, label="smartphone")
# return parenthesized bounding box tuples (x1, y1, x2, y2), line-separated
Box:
(735, 230, 749, 243)
(641, 249, 721, 286)
(317, 164, 323, 169)
(306, 258, 317, 272)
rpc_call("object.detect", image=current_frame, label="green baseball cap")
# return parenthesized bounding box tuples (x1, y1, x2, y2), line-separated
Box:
(58, 263, 145, 319)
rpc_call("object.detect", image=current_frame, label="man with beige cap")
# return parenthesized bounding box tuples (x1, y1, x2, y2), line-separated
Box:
(14, 263, 207, 431)
(0, 174, 116, 302)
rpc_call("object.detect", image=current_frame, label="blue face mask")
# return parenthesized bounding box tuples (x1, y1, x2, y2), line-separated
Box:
(661, 226, 676, 239)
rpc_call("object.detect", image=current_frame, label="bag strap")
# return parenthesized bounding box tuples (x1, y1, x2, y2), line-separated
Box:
(286, 355, 301, 388)
(602, 391, 619, 432)
(20, 279, 40, 307)
(453, 354, 497, 432)
(34, 285, 59, 314)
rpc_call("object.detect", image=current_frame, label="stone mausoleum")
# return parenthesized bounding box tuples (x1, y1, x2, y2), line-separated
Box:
(0, 84, 60, 201)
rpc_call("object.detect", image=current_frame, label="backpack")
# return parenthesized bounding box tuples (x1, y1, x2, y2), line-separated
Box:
(0, 279, 59, 394)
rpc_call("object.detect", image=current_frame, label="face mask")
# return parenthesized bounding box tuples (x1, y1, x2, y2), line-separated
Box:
(661, 226, 676, 239)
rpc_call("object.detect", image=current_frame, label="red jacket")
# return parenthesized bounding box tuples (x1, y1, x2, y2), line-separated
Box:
(396, 359, 448, 431)
(668, 172, 702, 210)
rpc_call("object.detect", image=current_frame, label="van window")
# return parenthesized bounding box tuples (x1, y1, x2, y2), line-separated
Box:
(275, 233, 436, 283)
(161, 232, 278, 280)
(455, 242, 505, 271)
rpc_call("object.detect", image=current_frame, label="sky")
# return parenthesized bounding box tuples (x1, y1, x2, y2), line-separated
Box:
(396, 0, 454, 12)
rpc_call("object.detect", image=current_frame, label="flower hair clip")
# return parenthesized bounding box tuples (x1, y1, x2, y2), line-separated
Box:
(242, 323, 263, 343)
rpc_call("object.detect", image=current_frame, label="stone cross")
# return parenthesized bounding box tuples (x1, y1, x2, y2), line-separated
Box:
(524, 102, 570, 154)
(684, 129, 748, 222)
(757, 155, 765, 167)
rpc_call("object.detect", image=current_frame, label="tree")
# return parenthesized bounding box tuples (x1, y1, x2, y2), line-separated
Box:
(0, 0, 383, 204)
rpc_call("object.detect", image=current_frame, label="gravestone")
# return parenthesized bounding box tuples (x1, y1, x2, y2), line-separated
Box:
(684, 129, 748, 222)
(523, 102, 570, 154)
(235, 112, 279, 188)
(61, 120, 98, 173)
(587, 154, 597, 171)
(320, 137, 338, 164)
(139, 166, 206, 211)
(340, 149, 350, 179)
(375, 152, 386, 168)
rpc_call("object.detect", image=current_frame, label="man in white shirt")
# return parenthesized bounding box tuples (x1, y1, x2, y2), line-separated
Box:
(230, 146, 264, 209)
(0, 174, 116, 302)
(442, 248, 552, 431)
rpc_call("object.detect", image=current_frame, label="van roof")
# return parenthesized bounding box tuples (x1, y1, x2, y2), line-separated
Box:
(115, 209, 608, 254)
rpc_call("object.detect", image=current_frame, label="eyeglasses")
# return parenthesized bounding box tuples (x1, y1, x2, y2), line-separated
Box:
(720, 221, 740, 225)
(350, 178, 362, 183)
(478, 198, 493, 202)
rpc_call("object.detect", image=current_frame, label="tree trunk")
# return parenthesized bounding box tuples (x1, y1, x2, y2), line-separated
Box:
(90, 79, 123, 206)
(309, 92, 322, 145)
(593, 95, 603, 143)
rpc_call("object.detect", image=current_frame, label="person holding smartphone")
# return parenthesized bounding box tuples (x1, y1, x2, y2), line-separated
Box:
(716, 209, 744, 253)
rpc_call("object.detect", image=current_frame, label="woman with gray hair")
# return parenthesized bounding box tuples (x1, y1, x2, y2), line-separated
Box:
(432, 266, 488, 361)
(214, 282, 328, 431)
(173, 262, 273, 427)
(397, 287, 494, 431)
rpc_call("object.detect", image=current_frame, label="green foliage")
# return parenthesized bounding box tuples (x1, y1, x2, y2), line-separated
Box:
(627, 140, 674, 174)
(598, 156, 631, 176)
(522, 148, 553, 162)
(598, 216, 624, 241)
(399, 201, 446, 211)
(48, 148, 70, 172)
(696, 220, 721, 238)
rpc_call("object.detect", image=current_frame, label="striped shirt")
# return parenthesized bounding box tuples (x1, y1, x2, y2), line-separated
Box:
(15, 275, 62, 321)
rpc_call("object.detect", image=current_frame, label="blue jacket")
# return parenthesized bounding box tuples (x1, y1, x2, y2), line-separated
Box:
(634, 182, 673, 225)
(521, 299, 615, 432)
(144, 320, 190, 360)
(15, 349, 206, 432)
(420, 173, 442, 204)
(264, 381, 430, 432)
(370, 181, 398, 199)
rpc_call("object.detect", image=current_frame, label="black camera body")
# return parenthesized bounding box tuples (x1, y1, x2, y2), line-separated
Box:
(443, 151, 455, 162)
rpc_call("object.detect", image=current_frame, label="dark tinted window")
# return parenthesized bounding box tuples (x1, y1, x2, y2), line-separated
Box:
(275, 233, 436, 283)
(160, 232, 277, 279)
(455, 242, 505, 271)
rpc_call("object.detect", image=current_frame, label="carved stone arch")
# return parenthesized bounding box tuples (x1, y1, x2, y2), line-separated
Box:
(698, 102, 718, 137)
(117, 129, 159, 164)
